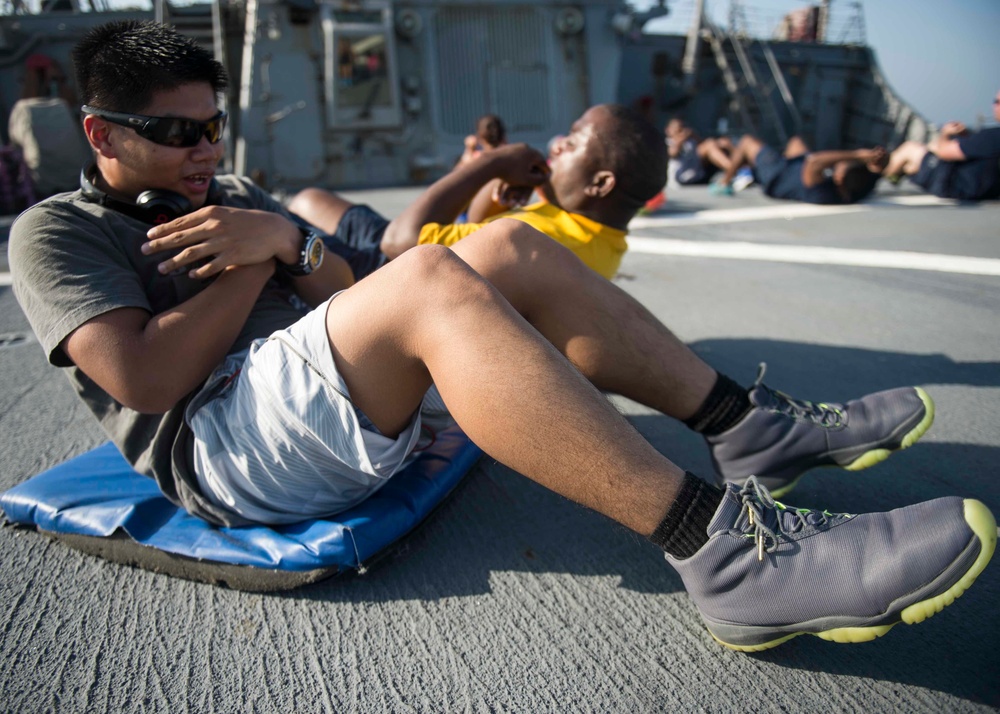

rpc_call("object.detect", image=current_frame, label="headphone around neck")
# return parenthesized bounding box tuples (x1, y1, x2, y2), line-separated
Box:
(79, 162, 219, 225)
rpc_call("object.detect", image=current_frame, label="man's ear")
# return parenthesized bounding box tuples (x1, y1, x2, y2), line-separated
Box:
(585, 170, 616, 198)
(82, 114, 117, 159)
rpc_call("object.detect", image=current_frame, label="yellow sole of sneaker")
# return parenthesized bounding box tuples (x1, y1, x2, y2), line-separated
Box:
(767, 388, 937, 500)
(843, 387, 935, 472)
(712, 499, 996, 653)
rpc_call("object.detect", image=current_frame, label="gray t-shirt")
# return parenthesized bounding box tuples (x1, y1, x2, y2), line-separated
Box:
(9, 175, 309, 525)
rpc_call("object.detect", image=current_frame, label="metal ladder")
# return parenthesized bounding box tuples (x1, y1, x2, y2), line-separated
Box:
(704, 19, 801, 143)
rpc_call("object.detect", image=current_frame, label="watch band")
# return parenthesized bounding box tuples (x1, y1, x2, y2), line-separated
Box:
(278, 227, 324, 277)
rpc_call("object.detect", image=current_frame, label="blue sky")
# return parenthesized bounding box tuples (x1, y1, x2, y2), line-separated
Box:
(641, 0, 999, 128)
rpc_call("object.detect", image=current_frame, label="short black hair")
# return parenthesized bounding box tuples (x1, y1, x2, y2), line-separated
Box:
(600, 104, 668, 206)
(839, 161, 880, 203)
(476, 114, 506, 148)
(72, 20, 227, 112)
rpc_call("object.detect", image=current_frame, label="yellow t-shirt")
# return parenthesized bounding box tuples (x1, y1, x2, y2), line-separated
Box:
(417, 202, 627, 280)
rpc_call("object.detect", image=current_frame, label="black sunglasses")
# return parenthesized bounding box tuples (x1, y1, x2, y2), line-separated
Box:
(82, 105, 227, 148)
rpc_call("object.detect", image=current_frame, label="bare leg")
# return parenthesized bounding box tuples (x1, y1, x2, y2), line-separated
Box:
(720, 135, 765, 185)
(783, 136, 809, 159)
(698, 138, 733, 173)
(450, 222, 717, 418)
(884, 141, 929, 177)
(325, 240, 687, 535)
(715, 136, 735, 152)
(287, 187, 357, 235)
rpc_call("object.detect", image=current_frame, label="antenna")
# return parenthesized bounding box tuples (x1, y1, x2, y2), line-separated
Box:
(839, 1, 867, 45)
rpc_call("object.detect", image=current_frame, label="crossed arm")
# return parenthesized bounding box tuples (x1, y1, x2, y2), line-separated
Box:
(62, 207, 352, 414)
(380, 144, 549, 259)
(800, 147, 887, 187)
(928, 121, 969, 161)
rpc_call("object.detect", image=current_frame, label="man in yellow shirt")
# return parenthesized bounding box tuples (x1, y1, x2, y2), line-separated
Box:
(287, 104, 666, 280)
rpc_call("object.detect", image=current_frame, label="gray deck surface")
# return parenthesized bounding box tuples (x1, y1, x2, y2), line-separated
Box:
(1, 183, 998, 712)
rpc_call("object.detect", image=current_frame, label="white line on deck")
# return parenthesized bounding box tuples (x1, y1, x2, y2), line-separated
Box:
(0, 194, 984, 286)
(626, 238, 1000, 276)
(629, 194, 955, 229)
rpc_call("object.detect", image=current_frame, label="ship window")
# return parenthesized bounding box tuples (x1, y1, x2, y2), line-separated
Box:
(335, 34, 392, 112)
(322, 5, 402, 129)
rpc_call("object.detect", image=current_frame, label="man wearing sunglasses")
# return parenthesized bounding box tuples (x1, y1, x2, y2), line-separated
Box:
(8, 19, 995, 652)
(884, 89, 1000, 201)
(79, 106, 228, 149)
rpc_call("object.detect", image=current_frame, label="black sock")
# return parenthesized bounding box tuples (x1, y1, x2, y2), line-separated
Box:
(649, 472, 726, 559)
(683, 372, 751, 436)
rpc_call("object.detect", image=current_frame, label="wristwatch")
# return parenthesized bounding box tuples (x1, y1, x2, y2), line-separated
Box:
(279, 227, 325, 277)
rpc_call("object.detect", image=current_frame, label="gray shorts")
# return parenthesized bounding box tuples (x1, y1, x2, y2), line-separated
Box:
(186, 297, 446, 525)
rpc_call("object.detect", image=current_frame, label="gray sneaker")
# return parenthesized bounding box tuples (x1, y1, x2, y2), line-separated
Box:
(667, 478, 996, 651)
(707, 364, 934, 497)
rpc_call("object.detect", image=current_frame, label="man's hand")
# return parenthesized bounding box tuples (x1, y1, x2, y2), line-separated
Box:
(492, 181, 535, 209)
(143, 206, 300, 279)
(490, 143, 551, 188)
(941, 121, 968, 138)
(861, 146, 888, 172)
(382, 141, 550, 259)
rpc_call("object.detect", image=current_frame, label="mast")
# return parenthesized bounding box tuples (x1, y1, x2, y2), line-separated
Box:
(817, 0, 830, 43)
(682, 0, 705, 91)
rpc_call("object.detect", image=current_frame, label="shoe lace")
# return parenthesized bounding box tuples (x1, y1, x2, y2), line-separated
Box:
(753, 362, 846, 428)
(738, 475, 853, 562)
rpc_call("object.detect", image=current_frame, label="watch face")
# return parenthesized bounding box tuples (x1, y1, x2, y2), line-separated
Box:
(306, 234, 324, 270)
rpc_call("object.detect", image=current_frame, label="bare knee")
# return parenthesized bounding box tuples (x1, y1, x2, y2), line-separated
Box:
(890, 141, 928, 174)
(696, 138, 718, 157)
(448, 220, 592, 313)
(287, 187, 353, 234)
(891, 141, 926, 158)
(392, 243, 496, 304)
(454, 219, 584, 281)
(286, 187, 330, 216)
(784, 135, 809, 158)
(736, 134, 765, 161)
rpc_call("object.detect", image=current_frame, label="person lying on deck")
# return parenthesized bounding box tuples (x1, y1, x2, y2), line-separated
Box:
(8, 19, 994, 654)
(457, 113, 507, 167)
(664, 118, 734, 187)
(713, 134, 887, 205)
(287, 103, 667, 281)
(883, 89, 1000, 202)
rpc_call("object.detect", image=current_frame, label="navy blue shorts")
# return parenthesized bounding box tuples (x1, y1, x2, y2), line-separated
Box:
(675, 148, 715, 185)
(912, 152, 1000, 201)
(323, 204, 389, 281)
(911, 153, 955, 198)
(752, 145, 787, 191)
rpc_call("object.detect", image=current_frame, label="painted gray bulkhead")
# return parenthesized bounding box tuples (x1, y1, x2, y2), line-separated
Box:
(0, 0, 929, 193)
(232, 0, 625, 190)
(618, 33, 930, 151)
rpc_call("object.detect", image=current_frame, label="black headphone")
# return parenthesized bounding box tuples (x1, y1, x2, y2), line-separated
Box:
(79, 162, 220, 224)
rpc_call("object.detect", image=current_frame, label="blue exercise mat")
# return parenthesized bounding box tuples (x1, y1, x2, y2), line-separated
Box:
(1, 425, 481, 584)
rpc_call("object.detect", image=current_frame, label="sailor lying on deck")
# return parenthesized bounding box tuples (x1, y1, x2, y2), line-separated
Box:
(8, 19, 995, 653)
(713, 134, 887, 204)
(664, 117, 735, 187)
(456, 113, 507, 168)
(287, 103, 666, 281)
(883, 89, 1000, 202)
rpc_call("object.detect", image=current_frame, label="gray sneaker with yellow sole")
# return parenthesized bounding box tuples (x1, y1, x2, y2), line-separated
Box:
(667, 477, 996, 651)
(707, 364, 934, 497)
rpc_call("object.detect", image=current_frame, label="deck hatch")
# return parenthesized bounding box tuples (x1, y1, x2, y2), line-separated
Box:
(435, 6, 550, 135)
